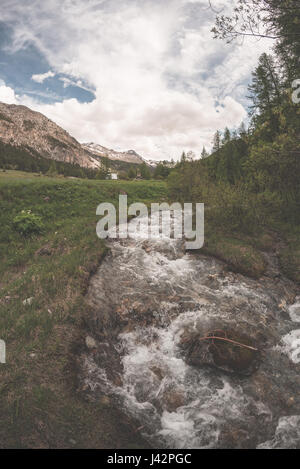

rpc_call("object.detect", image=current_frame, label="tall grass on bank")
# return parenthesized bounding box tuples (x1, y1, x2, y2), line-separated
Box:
(0, 171, 166, 448)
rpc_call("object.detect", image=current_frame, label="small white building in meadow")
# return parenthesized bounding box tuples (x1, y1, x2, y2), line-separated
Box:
(106, 169, 118, 180)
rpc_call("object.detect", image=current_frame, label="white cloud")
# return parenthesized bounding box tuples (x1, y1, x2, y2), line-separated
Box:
(0, 83, 17, 104)
(31, 70, 55, 83)
(1, 0, 271, 160)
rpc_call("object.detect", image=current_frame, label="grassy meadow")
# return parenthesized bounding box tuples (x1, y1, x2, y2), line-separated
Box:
(0, 170, 166, 448)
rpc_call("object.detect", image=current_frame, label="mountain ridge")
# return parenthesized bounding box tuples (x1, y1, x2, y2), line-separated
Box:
(82, 142, 149, 165)
(0, 102, 152, 170)
(0, 102, 100, 169)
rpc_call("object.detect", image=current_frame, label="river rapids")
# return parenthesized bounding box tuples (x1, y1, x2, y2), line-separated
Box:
(79, 212, 300, 449)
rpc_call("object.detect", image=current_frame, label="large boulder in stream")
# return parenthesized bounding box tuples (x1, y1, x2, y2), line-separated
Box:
(180, 327, 261, 376)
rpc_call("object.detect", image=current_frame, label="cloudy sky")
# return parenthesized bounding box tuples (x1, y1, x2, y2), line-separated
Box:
(0, 0, 270, 160)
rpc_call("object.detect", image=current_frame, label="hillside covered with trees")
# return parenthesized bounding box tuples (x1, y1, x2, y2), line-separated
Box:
(168, 0, 300, 281)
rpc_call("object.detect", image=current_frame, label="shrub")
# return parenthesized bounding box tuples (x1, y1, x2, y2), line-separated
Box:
(13, 210, 44, 237)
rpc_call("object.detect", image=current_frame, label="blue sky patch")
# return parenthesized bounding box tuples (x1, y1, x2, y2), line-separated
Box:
(0, 21, 95, 104)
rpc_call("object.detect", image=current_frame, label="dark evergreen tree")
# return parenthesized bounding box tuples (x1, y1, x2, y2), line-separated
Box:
(140, 162, 151, 179)
(248, 53, 281, 117)
(212, 130, 221, 152)
(201, 146, 209, 159)
(223, 127, 231, 145)
(180, 152, 187, 163)
(238, 122, 247, 138)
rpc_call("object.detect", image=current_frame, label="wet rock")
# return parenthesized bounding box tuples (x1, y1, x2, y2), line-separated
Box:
(142, 241, 152, 253)
(180, 328, 260, 376)
(85, 336, 97, 349)
(112, 374, 123, 387)
(219, 426, 254, 449)
(100, 395, 111, 407)
(203, 274, 220, 290)
(163, 391, 185, 412)
(150, 366, 165, 381)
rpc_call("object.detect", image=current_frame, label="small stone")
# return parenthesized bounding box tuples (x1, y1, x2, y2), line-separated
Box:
(99, 395, 111, 406)
(36, 246, 53, 256)
(287, 397, 295, 407)
(163, 391, 185, 412)
(150, 366, 165, 381)
(85, 335, 97, 349)
(142, 242, 152, 253)
(23, 297, 34, 306)
(278, 300, 287, 310)
(69, 438, 76, 445)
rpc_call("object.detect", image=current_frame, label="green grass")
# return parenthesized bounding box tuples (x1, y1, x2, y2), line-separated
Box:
(0, 170, 165, 448)
(200, 219, 300, 282)
(201, 226, 266, 279)
(278, 225, 300, 284)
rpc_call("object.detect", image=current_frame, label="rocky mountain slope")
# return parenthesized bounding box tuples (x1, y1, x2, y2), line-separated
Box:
(82, 142, 147, 165)
(0, 102, 100, 169)
(0, 102, 151, 170)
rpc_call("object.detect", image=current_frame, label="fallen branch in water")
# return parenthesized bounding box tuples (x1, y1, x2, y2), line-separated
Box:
(198, 332, 259, 352)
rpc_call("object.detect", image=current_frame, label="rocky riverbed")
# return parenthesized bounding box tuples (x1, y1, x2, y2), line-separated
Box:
(79, 213, 300, 449)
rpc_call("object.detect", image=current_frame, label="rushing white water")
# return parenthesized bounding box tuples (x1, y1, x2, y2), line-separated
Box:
(279, 330, 300, 364)
(258, 416, 300, 449)
(288, 297, 300, 323)
(82, 212, 300, 448)
(276, 297, 300, 364)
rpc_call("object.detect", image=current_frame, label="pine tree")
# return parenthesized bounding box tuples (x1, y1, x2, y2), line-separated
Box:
(248, 53, 281, 117)
(128, 167, 136, 179)
(231, 130, 238, 140)
(212, 131, 221, 152)
(140, 162, 151, 180)
(186, 151, 196, 161)
(223, 127, 231, 145)
(96, 160, 110, 180)
(201, 146, 209, 159)
(47, 160, 57, 177)
(238, 122, 247, 138)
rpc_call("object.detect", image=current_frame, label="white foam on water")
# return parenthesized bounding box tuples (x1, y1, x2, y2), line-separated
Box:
(288, 297, 300, 323)
(159, 410, 203, 449)
(221, 282, 270, 304)
(87, 210, 297, 448)
(110, 310, 265, 448)
(279, 330, 300, 364)
(113, 211, 184, 245)
(257, 415, 300, 449)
